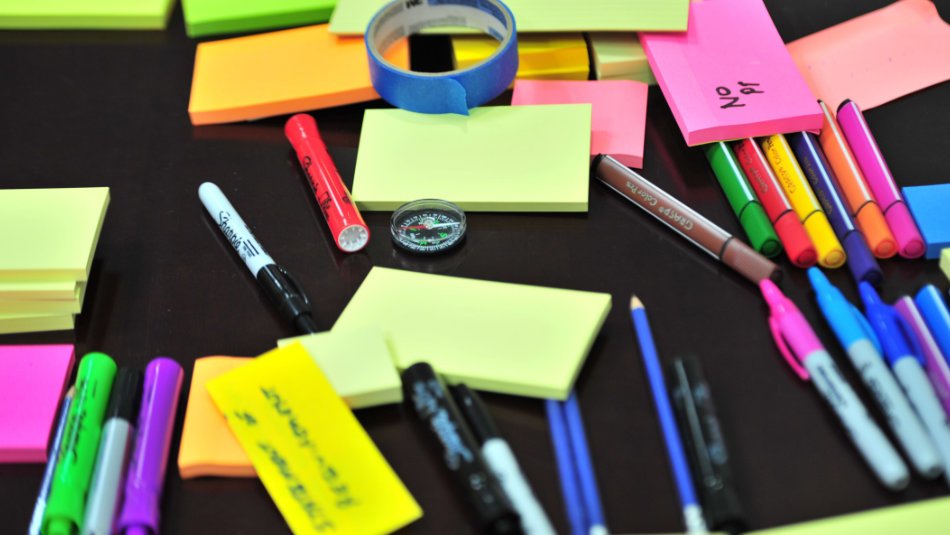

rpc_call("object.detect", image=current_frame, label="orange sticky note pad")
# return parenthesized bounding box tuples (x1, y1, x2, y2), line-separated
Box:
(177, 356, 255, 478)
(188, 24, 408, 126)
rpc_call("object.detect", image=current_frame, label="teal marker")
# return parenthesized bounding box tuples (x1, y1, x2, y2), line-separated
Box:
(704, 142, 781, 257)
(43, 352, 117, 535)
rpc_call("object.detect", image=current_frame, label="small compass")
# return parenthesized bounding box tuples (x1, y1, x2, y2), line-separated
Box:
(390, 199, 466, 254)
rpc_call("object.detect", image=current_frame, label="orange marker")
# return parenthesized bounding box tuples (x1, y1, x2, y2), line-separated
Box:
(816, 101, 897, 258)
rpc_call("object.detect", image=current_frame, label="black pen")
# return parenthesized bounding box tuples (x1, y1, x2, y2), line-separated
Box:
(450, 384, 554, 535)
(670, 356, 746, 534)
(402, 363, 523, 535)
(199, 182, 318, 334)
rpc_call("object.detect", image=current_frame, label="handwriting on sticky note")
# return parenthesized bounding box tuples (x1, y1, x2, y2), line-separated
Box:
(716, 81, 764, 109)
(207, 344, 422, 535)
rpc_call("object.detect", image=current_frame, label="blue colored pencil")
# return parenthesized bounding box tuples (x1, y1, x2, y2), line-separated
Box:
(562, 392, 607, 535)
(545, 399, 587, 535)
(630, 296, 708, 534)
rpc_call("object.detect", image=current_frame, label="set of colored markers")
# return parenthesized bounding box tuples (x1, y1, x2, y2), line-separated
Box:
(705, 99, 924, 285)
(763, 271, 950, 491)
(30, 354, 183, 535)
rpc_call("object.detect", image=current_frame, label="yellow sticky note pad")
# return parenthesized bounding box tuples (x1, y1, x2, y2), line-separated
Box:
(751, 496, 950, 534)
(207, 344, 422, 534)
(941, 249, 950, 283)
(452, 33, 589, 81)
(278, 327, 401, 408)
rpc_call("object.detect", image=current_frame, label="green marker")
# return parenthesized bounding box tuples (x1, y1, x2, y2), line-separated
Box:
(42, 352, 117, 535)
(704, 142, 782, 257)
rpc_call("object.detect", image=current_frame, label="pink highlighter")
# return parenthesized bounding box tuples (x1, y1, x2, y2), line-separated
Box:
(836, 100, 925, 258)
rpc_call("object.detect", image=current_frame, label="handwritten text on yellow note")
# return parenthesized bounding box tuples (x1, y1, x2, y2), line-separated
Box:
(207, 343, 422, 535)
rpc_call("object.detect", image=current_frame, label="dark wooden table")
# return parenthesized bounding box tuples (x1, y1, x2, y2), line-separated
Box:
(2, 1, 949, 533)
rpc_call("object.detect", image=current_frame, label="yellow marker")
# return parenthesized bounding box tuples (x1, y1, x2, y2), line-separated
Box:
(761, 134, 845, 268)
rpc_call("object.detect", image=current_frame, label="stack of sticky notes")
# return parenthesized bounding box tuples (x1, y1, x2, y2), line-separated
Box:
(904, 184, 950, 259)
(512, 79, 649, 168)
(0, 188, 110, 334)
(352, 105, 592, 212)
(451, 33, 589, 82)
(0, 345, 75, 463)
(178, 327, 401, 478)
(182, 0, 336, 38)
(587, 33, 655, 85)
(0, 0, 176, 30)
(188, 24, 408, 126)
(640, 0, 821, 146)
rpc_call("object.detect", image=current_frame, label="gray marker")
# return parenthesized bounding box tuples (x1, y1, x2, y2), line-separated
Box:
(82, 368, 142, 535)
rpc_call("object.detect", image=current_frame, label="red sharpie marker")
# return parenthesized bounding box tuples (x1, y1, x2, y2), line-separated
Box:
(285, 113, 370, 252)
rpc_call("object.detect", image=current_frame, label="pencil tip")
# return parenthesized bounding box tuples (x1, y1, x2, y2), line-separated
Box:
(630, 295, 643, 309)
(66, 386, 76, 397)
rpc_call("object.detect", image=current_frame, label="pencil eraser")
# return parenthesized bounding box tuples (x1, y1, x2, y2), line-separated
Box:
(773, 213, 817, 267)
(903, 184, 950, 259)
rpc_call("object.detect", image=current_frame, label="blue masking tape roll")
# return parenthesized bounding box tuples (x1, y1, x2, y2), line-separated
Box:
(366, 0, 518, 115)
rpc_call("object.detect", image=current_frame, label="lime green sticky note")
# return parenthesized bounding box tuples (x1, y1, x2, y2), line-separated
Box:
(329, 0, 689, 35)
(333, 267, 612, 399)
(181, 0, 336, 38)
(352, 105, 591, 212)
(0, 0, 175, 30)
(0, 312, 74, 335)
(588, 33, 656, 85)
(0, 188, 109, 282)
(751, 497, 950, 535)
(0, 280, 78, 300)
(277, 326, 402, 408)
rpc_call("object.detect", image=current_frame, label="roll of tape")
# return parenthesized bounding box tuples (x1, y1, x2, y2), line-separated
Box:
(366, 0, 518, 115)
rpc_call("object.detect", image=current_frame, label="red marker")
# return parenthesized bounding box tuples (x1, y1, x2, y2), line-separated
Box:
(733, 139, 817, 268)
(285, 114, 370, 252)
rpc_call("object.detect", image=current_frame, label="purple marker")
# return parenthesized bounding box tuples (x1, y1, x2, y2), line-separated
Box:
(895, 297, 950, 418)
(116, 358, 183, 535)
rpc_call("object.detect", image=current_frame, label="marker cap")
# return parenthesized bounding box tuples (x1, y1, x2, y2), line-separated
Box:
(739, 202, 782, 258)
(773, 212, 817, 267)
(842, 232, 883, 286)
(803, 212, 846, 268)
(107, 368, 143, 422)
(884, 202, 926, 259)
(853, 204, 898, 258)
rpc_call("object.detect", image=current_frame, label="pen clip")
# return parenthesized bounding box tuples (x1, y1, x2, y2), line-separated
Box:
(891, 307, 926, 366)
(768, 316, 809, 381)
(851, 304, 883, 355)
(277, 265, 312, 310)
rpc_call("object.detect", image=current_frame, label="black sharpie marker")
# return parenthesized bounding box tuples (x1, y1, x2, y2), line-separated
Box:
(199, 182, 318, 334)
(402, 362, 523, 534)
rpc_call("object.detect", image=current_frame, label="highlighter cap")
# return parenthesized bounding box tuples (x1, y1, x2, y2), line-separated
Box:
(739, 203, 782, 258)
(773, 213, 817, 267)
(854, 204, 898, 258)
(842, 232, 883, 286)
(803, 213, 846, 268)
(885, 202, 926, 258)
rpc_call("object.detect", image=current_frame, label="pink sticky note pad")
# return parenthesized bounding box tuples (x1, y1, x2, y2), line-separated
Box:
(0, 345, 75, 463)
(640, 0, 821, 146)
(787, 0, 950, 111)
(511, 80, 648, 168)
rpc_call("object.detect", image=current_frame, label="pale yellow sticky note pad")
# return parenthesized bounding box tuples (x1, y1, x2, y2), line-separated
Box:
(278, 327, 402, 408)
(207, 344, 422, 534)
(352, 105, 591, 212)
(751, 496, 950, 534)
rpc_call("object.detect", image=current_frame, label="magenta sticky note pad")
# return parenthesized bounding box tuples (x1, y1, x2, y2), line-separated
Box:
(512, 80, 648, 168)
(640, 0, 821, 146)
(0, 345, 74, 463)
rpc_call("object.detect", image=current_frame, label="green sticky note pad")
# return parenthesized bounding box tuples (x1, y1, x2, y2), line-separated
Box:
(352, 105, 591, 212)
(181, 0, 336, 38)
(333, 267, 611, 399)
(0, 188, 109, 282)
(0, 0, 176, 30)
(277, 326, 402, 408)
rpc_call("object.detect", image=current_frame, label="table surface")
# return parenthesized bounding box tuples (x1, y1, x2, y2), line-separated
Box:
(2, 1, 949, 533)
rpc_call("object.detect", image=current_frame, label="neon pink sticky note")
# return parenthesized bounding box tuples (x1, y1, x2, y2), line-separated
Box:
(640, 0, 821, 146)
(511, 80, 648, 168)
(787, 0, 950, 111)
(0, 344, 74, 463)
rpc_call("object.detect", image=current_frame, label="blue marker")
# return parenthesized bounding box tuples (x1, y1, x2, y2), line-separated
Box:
(809, 269, 936, 479)
(916, 285, 950, 367)
(861, 282, 950, 485)
(789, 133, 882, 285)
